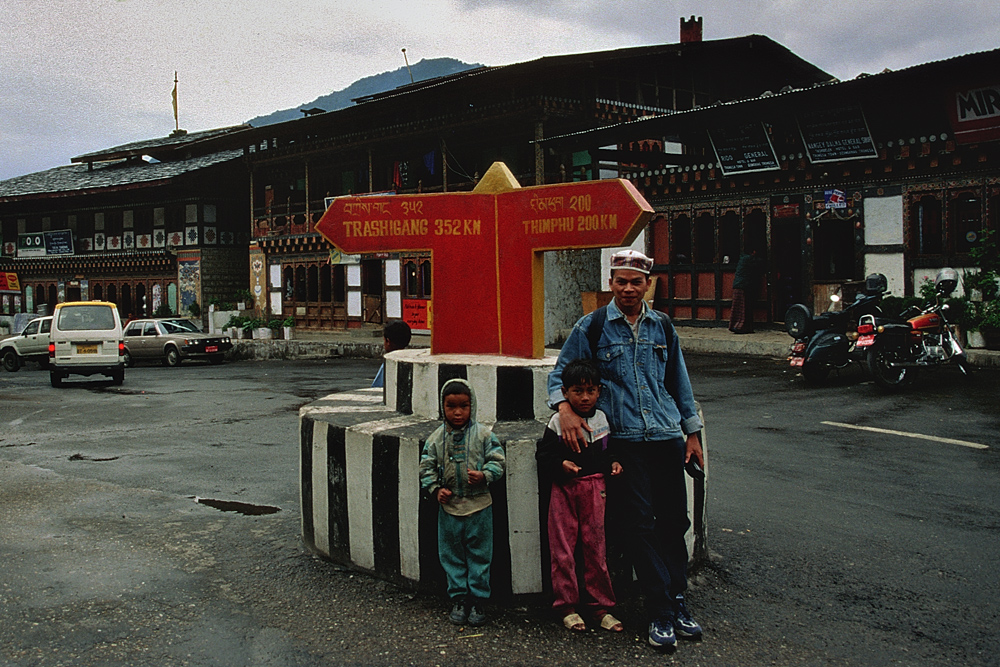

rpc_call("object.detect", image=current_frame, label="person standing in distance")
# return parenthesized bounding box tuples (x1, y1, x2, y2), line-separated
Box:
(547, 249, 705, 653)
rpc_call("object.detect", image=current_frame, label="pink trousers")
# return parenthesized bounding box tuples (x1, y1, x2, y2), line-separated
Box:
(548, 473, 616, 613)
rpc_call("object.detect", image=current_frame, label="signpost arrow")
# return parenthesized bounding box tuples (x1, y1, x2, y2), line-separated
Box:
(315, 162, 653, 358)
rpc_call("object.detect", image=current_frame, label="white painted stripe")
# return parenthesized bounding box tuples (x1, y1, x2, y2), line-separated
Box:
(412, 361, 439, 419)
(822, 421, 989, 450)
(345, 429, 376, 570)
(311, 421, 330, 556)
(398, 437, 422, 582)
(505, 439, 543, 595)
(351, 414, 431, 436)
(468, 364, 497, 423)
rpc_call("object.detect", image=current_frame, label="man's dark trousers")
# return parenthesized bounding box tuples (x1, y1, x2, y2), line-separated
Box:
(611, 437, 690, 620)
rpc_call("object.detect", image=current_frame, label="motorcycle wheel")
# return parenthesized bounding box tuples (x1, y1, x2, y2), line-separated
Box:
(801, 359, 830, 384)
(867, 346, 907, 390)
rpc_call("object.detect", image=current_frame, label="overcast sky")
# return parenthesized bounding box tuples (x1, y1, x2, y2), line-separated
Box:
(2, 0, 998, 181)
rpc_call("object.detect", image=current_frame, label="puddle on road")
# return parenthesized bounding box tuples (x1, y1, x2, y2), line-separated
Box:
(69, 453, 120, 461)
(192, 496, 281, 515)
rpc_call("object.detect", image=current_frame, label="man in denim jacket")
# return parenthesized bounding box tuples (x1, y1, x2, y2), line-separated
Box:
(547, 249, 704, 653)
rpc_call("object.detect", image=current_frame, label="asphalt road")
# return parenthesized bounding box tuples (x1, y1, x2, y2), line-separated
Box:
(0, 354, 997, 666)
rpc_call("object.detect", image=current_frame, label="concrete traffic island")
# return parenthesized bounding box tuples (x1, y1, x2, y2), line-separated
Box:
(299, 348, 708, 600)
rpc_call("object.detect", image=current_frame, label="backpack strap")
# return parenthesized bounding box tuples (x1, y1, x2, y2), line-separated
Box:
(586, 305, 607, 359)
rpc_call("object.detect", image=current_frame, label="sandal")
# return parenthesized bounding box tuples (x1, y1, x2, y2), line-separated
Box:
(562, 612, 586, 631)
(596, 612, 623, 632)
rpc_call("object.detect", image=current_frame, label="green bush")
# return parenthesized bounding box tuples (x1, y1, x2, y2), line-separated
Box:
(188, 301, 201, 317)
(282, 316, 295, 328)
(154, 304, 174, 317)
(267, 319, 283, 330)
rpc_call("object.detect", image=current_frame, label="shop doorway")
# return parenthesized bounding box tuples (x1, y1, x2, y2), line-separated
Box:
(772, 220, 804, 321)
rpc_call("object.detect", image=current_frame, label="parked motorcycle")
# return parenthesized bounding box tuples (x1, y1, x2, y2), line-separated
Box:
(857, 267, 970, 390)
(785, 273, 888, 383)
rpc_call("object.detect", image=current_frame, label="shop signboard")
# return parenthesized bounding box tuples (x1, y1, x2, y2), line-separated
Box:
(0, 272, 20, 293)
(16, 230, 75, 257)
(798, 107, 878, 163)
(949, 83, 1000, 144)
(708, 122, 780, 175)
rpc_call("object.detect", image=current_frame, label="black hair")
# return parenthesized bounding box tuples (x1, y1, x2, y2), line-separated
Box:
(441, 380, 471, 399)
(561, 358, 601, 389)
(384, 320, 412, 351)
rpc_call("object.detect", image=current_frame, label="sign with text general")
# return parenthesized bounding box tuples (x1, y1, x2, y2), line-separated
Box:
(708, 122, 780, 175)
(314, 162, 653, 357)
(798, 107, 878, 163)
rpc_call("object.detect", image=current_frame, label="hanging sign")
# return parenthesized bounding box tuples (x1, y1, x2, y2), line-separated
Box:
(798, 107, 878, 163)
(708, 123, 780, 175)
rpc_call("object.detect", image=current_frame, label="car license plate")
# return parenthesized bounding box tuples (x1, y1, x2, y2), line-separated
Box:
(205, 345, 218, 353)
(790, 357, 804, 367)
(76, 344, 98, 354)
(856, 334, 875, 347)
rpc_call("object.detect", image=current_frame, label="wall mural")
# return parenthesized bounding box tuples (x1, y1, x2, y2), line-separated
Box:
(178, 257, 201, 315)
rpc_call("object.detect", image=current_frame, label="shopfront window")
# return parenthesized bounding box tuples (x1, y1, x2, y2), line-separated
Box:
(951, 192, 981, 254)
(911, 194, 943, 255)
(693, 212, 715, 264)
(671, 213, 692, 264)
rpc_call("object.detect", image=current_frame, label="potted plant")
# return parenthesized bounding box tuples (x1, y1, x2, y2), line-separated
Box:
(282, 316, 295, 340)
(225, 314, 245, 339)
(241, 317, 260, 339)
(235, 289, 254, 311)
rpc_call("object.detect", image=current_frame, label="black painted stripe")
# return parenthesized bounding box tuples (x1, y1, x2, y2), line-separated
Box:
(372, 434, 401, 579)
(396, 361, 413, 415)
(496, 366, 534, 421)
(326, 425, 350, 562)
(300, 417, 315, 550)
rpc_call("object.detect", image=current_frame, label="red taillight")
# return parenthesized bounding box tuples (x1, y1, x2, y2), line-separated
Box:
(857, 323, 875, 335)
(119, 342, 125, 356)
(48, 343, 55, 358)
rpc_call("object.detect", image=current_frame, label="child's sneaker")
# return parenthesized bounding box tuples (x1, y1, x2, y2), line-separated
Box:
(449, 600, 468, 625)
(466, 602, 488, 626)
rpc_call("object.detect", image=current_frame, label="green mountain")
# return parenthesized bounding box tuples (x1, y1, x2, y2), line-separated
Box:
(247, 57, 483, 127)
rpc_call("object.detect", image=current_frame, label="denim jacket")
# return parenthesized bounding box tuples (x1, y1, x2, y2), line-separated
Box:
(547, 300, 703, 442)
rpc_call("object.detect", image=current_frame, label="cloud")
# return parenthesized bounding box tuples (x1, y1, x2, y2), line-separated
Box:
(1, 0, 998, 180)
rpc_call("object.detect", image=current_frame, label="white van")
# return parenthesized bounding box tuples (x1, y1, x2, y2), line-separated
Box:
(49, 301, 125, 387)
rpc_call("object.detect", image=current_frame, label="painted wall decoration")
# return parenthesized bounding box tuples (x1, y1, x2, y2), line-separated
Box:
(178, 257, 202, 314)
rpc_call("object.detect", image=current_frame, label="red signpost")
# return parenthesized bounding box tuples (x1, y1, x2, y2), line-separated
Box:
(314, 162, 653, 358)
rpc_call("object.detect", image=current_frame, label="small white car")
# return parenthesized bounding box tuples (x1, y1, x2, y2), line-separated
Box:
(1, 316, 53, 371)
(48, 301, 125, 387)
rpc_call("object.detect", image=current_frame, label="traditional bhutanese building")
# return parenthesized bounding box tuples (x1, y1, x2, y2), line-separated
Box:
(541, 46, 1000, 326)
(0, 127, 252, 321)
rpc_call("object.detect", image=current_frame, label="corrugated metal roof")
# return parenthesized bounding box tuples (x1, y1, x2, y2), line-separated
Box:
(0, 150, 243, 201)
(540, 46, 1000, 146)
(71, 125, 250, 163)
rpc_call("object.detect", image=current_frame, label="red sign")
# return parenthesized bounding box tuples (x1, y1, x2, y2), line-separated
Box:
(315, 162, 653, 357)
(402, 298, 429, 331)
(949, 83, 1000, 144)
(0, 272, 20, 293)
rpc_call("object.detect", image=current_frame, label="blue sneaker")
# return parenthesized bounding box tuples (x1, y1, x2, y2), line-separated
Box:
(673, 595, 703, 640)
(648, 618, 677, 651)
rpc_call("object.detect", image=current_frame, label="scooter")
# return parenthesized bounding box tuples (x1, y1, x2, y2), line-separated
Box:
(785, 273, 887, 383)
(857, 268, 970, 390)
